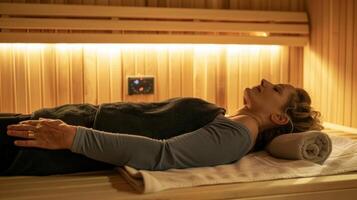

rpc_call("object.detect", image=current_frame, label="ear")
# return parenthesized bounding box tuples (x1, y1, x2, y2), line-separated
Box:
(270, 113, 289, 126)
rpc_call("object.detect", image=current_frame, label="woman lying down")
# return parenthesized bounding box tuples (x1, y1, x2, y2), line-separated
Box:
(0, 79, 323, 176)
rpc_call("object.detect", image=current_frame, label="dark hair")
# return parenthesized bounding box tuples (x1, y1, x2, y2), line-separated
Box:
(251, 87, 324, 152)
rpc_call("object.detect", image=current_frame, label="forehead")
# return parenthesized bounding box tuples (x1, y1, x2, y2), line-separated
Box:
(279, 84, 295, 94)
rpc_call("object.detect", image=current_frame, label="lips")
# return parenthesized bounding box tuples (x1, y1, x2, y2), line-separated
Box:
(253, 86, 261, 92)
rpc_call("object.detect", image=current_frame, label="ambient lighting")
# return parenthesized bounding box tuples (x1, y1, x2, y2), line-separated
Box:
(226, 44, 281, 54)
(0, 43, 282, 53)
(251, 32, 270, 37)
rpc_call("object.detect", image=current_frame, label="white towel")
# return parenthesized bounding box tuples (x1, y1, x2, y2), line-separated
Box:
(117, 133, 357, 193)
(266, 131, 332, 164)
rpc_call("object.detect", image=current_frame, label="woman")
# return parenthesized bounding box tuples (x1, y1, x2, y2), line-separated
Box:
(2, 79, 323, 175)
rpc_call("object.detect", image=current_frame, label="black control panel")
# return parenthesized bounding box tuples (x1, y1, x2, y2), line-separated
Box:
(128, 76, 154, 95)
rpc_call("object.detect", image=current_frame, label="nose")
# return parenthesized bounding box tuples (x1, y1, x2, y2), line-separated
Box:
(260, 79, 273, 87)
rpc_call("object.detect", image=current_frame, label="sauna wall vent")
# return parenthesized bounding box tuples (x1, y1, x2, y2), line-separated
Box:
(0, 3, 309, 46)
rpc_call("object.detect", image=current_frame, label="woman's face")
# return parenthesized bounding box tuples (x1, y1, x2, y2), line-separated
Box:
(243, 79, 296, 116)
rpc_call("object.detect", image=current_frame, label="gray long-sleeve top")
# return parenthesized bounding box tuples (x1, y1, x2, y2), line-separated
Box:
(70, 114, 253, 171)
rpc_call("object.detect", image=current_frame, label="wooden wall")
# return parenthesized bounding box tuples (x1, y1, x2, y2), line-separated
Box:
(0, 0, 305, 117)
(304, 0, 357, 128)
(0, 44, 302, 115)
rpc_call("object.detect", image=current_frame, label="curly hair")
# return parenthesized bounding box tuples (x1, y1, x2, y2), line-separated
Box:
(251, 87, 324, 152)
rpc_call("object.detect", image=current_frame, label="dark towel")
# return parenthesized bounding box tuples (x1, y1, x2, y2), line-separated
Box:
(31, 103, 99, 127)
(1, 97, 225, 175)
(93, 97, 226, 139)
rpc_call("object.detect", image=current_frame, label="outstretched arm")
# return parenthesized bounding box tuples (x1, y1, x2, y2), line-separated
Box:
(7, 116, 252, 170)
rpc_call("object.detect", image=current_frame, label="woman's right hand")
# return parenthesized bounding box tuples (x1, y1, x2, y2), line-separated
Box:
(7, 118, 77, 150)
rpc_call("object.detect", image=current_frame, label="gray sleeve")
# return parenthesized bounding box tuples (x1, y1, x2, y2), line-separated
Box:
(70, 115, 252, 170)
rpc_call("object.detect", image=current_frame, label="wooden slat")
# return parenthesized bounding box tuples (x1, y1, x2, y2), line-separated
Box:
(0, 33, 309, 46)
(71, 46, 84, 104)
(352, 0, 357, 128)
(156, 47, 169, 101)
(0, 44, 15, 112)
(97, 47, 111, 104)
(226, 47, 239, 115)
(168, 48, 182, 97)
(280, 46, 289, 83)
(259, 46, 271, 81)
(270, 44, 281, 83)
(108, 47, 122, 102)
(337, 0, 346, 125)
(329, 0, 340, 124)
(193, 48, 206, 99)
(42, 45, 56, 108)
(122, 48, 136, 102)
(206, 48, 218, 103)
(321, 0, 330, 122)
(181, 48, 194, 98)
(83, 45, 98, 104)
(0, 18, 309, 34)
(0, 3, 308, 22)
(27, 45, 42, 112)
(56, 45, 71, 105)
(314, 0, 322, 123)
(134, 47, 153, 102)
(215, 48, 227, 109)
(13, 44, 28, 113)
(344, 0, 353, 126)
(143, 48, 156, 102)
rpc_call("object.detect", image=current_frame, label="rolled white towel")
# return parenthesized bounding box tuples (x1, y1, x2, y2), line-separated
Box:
(266, 131, 332, 164)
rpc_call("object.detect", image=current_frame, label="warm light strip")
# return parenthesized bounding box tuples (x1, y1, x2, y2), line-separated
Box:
(0, 43, 282, 56)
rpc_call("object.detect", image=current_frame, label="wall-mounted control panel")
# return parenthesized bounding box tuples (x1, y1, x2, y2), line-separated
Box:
(127, 76, 154, 95)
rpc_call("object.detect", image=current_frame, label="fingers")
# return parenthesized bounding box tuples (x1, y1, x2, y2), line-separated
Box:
(41, 119, 63, 128)
(14, 139, 41, 148)
(7, 129, 36, 139)
(20, 118, 63, 127)
(7, 124, 37, 131)
(20, 120, 41, 126)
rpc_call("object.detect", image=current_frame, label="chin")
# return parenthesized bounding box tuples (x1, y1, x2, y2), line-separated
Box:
(243, 88, 253, 106)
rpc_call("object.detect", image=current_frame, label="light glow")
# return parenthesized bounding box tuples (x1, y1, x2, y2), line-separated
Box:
(0, 43, 282, 52)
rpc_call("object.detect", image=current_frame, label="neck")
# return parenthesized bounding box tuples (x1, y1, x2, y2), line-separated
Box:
(228, 109, 261, 146)
(230, 106, 268, 133)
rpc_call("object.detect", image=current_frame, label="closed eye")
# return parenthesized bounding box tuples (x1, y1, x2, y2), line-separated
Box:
(273, 86, 282, 94)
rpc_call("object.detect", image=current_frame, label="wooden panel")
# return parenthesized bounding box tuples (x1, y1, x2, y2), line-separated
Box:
(0, 33, 310, 46)
(13, 44, 28, 113)
(0, 18, 309, 34)
(108, 46, 122, 102)
(181, 48, 194, 98)
(0, 44, 15, 112)
(27, 45, 42, 111)
(344, 0, 353, 126)
(0, 2, 309, 46)
(42, 45, 56, 108)
(226, 47, 240, 114)
(168, 48, 182, 98)
(0, 2, 308, 22)
(304, 0, 357, 128)
(352, 0, 357, 128)
(83, 45, 98, 104)
(0, 44, 301, 116)
(56, 45, 71, 106)
(97, 47, 111, 104)
(71, 45, 84, 104)
(156, 47, 169, 101)
(122, 48, 136, 102)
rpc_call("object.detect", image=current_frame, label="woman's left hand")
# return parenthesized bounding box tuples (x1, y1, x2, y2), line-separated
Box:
(6, 118, 77, 150)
